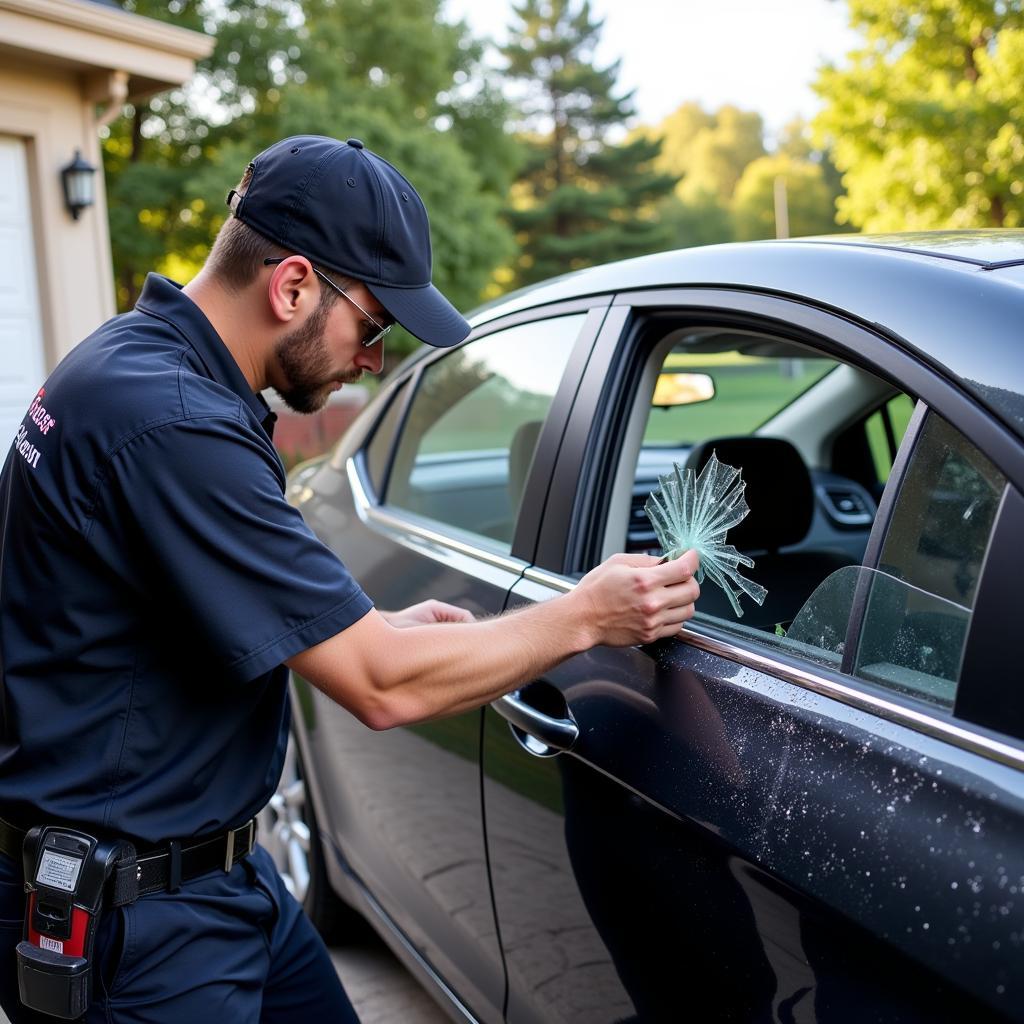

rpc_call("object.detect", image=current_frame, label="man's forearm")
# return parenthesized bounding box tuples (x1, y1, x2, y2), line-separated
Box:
(287, 551, 700, 730)
(292, 593, 594, 729)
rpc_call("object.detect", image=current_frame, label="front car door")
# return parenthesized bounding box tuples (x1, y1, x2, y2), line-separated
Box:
(483, 289, 1024, 1023)
(293, 301, 607, 1021)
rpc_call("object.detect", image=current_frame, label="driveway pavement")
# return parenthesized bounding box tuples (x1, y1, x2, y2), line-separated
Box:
(331, 932, 449, 1023)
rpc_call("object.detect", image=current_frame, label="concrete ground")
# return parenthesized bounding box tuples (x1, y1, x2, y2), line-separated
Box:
(331, 932, 449, 1024)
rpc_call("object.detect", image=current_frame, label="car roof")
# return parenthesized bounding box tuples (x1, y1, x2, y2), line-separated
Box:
(463, 231, 1024, 443)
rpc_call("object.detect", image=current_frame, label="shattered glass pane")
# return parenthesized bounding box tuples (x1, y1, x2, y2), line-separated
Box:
(644, 452, 767, 617)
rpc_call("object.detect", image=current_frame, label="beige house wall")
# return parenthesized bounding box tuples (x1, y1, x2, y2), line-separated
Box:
(0, 57, 115, 366)
(0, 0, 212, 370)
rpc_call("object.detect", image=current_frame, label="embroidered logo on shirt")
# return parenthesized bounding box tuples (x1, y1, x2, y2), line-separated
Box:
(13, 387, 57, 471)
(27, 388, 56, 435)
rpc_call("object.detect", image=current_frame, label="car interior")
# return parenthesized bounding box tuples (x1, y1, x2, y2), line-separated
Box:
(603, 325, 913, 635)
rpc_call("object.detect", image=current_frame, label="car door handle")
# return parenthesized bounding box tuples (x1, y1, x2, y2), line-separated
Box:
(491, 691, 579, 756)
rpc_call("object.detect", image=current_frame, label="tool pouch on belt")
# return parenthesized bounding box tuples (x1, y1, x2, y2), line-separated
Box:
(16, 826, 138, 1020)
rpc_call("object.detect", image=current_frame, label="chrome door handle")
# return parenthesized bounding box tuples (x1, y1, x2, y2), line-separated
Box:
(491, 691, 579, 756)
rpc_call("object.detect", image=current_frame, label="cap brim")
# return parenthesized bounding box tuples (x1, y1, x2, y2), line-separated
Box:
(366, 280, 471, 348)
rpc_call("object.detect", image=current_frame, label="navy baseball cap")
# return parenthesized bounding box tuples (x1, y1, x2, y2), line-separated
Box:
(227, 135, 470, 348)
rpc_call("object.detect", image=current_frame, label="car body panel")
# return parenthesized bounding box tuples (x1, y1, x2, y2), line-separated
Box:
(486, 572, 1022, 1022)
(289, 235, 1024, 1024)
(294, 452, 518, 1023)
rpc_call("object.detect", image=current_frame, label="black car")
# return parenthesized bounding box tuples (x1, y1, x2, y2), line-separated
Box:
(259, 232, 1024, 1023)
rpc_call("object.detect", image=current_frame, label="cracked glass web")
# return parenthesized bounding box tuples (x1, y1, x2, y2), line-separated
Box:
(644, 452, 768, 617)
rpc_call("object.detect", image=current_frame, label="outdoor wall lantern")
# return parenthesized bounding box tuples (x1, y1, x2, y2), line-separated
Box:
(61, 150, 96, 220)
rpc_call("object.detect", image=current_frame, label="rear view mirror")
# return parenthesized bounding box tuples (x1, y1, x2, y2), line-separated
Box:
(652, 372, 715, 408)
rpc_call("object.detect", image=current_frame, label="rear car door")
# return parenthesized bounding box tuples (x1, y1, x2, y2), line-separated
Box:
(293, 301, 607, 1022)
(482, 291, 1024, 1023)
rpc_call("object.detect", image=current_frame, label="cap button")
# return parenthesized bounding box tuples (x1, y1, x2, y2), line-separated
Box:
(346, 138, 365, 150)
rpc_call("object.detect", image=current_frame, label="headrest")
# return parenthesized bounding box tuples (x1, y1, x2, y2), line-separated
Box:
(682, 436, 813, 551)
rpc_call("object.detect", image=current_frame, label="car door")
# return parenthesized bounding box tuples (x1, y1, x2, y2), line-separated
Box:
(293, 301, 608, 1022)
(482, 292, 1024, 1023)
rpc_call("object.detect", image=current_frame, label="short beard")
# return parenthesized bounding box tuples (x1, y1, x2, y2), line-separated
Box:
(272, 293, 360, 414)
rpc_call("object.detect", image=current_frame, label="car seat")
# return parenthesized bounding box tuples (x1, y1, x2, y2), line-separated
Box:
(681, 437, 855, 629)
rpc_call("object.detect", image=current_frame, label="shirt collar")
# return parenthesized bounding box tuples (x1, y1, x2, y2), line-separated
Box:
(135, 274, 276, 436)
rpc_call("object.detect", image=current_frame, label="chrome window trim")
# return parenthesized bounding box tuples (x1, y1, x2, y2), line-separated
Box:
(519, 567, 1024, 772)
(346, 458, 528, 577)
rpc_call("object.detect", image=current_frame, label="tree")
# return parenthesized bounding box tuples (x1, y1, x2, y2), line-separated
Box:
(645, 101, 765, 205)
(814, 0, 1024, 231)
(657, 192, 735, 249)
(732, 155, 838, 240)
(105, 0, 302, 307)
(502, 0, 676, 285)
(103, 0, 522, 358)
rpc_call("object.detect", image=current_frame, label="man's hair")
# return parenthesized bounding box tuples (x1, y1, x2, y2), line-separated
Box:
(205, 164, 351, 301)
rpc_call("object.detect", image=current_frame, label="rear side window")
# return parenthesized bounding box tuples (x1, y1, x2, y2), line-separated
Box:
(386, 315, 583, 550)
(853, 413, 1005, 707)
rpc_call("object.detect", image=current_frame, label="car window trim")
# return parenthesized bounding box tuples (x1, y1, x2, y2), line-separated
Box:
(375, 376, 416, 501)
(518, 564, 1024, 772)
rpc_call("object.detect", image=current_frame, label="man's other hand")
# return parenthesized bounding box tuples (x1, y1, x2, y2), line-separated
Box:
(571, 550, 700, 649)
(381, 600, 476, 629)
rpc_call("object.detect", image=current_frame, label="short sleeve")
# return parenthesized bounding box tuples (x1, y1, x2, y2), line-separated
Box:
(92, 414, 373, 683)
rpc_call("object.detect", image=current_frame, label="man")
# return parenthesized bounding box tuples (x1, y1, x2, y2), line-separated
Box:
(0, 135, 699, 1022)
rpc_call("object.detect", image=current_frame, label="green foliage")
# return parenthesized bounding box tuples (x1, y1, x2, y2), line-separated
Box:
(649, 102, 766, 205)
(502, 0, 676, 285)
(103, 0, 522, 360)
(657, 191, 735, 249)
(732, 154, 839, 240)
(814, 0, 1024, 230)
(641, 104, 842, 245)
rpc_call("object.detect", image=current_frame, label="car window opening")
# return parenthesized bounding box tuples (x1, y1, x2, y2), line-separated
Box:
(601, 319, 1000, 712)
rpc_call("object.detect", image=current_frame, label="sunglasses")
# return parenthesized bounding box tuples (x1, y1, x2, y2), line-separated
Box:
(263, 257, 393, 348)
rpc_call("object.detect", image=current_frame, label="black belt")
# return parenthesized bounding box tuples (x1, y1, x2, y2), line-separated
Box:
(0, 816, 256, 897)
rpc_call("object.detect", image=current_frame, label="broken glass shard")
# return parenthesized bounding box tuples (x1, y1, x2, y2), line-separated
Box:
(644, 452, 768, 617)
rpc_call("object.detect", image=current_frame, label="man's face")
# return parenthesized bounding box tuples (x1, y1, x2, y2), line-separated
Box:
(273, 281, 388, 414)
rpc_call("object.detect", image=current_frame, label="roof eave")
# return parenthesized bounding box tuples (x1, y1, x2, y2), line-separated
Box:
(0, 0, 213, 97)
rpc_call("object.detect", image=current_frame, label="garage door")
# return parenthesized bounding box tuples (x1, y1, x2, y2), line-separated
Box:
(0, 136, 46, 447)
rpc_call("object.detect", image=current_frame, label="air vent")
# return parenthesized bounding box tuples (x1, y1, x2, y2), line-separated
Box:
(817, 485, 874, 527)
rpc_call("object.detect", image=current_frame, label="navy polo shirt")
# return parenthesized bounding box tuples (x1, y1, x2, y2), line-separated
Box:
(0, 275, 373, 843)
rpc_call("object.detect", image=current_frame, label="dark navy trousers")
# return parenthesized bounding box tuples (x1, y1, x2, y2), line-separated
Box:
(0, 845, 359, 1023)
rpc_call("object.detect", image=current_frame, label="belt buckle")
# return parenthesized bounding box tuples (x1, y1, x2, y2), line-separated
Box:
(224, 819, 255, 872)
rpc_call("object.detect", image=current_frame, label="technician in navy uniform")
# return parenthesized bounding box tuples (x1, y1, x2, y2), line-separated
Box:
(0, 136, 700, 1023)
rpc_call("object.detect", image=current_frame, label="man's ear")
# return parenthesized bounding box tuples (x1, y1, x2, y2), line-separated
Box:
(266, 256, 317, 324)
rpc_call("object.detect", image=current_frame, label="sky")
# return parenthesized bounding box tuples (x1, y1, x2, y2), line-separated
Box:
(443, 0, 862, 138)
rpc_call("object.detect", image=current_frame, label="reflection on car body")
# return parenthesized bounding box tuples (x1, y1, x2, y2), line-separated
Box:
(263, 232, 1024, 1023)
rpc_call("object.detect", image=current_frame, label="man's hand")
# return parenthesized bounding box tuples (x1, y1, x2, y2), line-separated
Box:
(381, 600, 476, 629)
(569, 550, 700, 649)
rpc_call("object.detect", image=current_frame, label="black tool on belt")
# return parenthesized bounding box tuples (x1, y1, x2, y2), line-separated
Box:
(1, 817, 255, 1020)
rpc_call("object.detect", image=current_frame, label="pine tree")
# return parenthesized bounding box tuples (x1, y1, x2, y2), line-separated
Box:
(502, 0, 676, 285)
